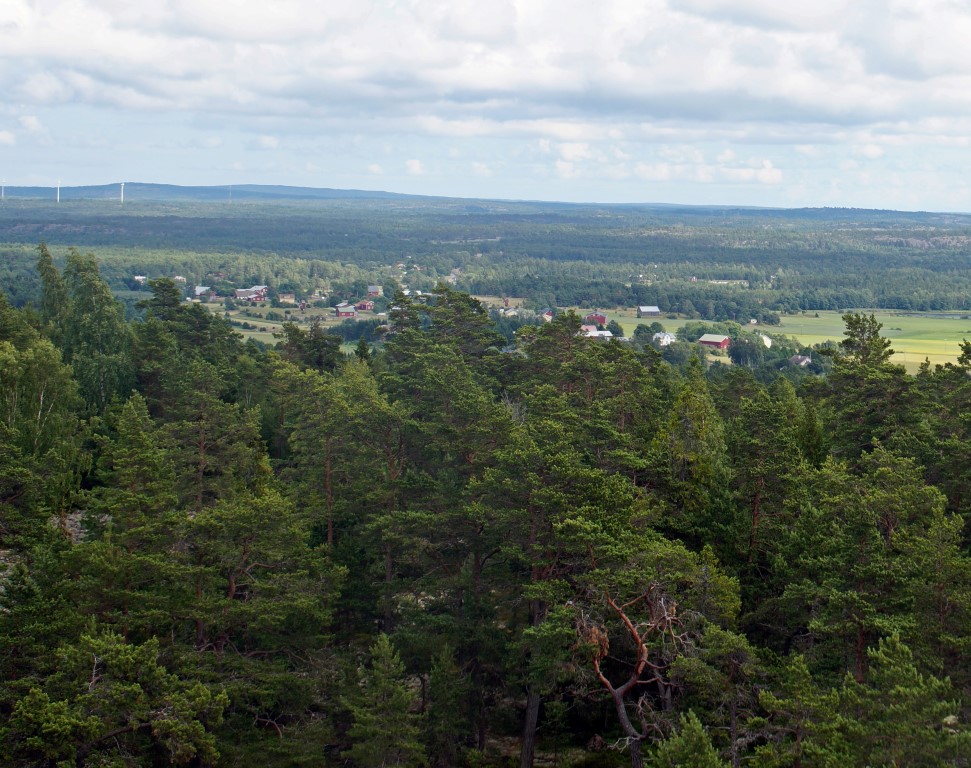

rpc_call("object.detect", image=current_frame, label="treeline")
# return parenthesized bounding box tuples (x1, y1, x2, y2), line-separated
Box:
(1, 247, 970, 766)
(4, 201, 971, 322)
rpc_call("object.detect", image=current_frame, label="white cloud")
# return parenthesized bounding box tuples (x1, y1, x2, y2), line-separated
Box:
(555, 160, 578, 179)
(19, 115, 43, 132)
(367, 163, 383, 174)
(1, 2, 970, 208)
(557, 142, 592, 162)
(720, 159, 782, 184)
(0, 131, 15, 146)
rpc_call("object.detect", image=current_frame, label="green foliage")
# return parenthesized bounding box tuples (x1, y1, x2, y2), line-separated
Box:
(3, 251, 971, 768)
(425, 644, 471, 766)
(344, 634, 426, 768)
(752, 654, 848, 768)
(838, 634, 970, 767)
(649, 711, 728, 768)
(2, 631, 227, 767)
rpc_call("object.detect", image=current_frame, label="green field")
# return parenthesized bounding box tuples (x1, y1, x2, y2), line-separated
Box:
(773, 311, 971, 370)
(608, 308, 971, 371)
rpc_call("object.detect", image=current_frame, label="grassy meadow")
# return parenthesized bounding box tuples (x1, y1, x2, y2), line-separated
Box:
(605, 308, 971, 371)
(775, 311, 971, 370)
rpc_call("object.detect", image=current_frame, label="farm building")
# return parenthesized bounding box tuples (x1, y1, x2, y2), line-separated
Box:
(698, 333, 731, 350)
(584, 312, 608, 325)
(637, 305, 661, 318)
(235, 285, 268, 302)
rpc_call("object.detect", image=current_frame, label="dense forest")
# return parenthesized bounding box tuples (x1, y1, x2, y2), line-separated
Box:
(1, 243, 970, 766)
(3, 196, 971, 319)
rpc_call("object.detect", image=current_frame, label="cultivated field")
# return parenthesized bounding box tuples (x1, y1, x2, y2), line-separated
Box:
(607, 308, 971, 371)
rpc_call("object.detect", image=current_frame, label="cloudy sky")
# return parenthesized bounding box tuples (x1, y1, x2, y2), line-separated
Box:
(3, 0, 971, 210)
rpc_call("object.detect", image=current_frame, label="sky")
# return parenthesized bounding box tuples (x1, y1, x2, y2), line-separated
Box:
(3, 0, 971, 210)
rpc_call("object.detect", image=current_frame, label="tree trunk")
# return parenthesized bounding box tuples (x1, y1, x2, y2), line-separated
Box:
(324, 439, 333, 546)
(519, 597, 548, 768)
(628, 735, 645, 768)
(519, 689, 541, 768)
(609, 689, 645, 768)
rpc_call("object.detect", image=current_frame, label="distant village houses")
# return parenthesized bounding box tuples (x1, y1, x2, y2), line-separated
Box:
(234, 285, 268, 302)
(584, 311, 608, 326)
(581, 325, 613, 339)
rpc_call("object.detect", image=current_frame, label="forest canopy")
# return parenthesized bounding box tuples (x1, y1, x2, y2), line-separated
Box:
(1, 240, 970, 767)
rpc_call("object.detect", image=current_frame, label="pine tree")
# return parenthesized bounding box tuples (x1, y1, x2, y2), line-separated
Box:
(344, 634, 426, 768)
(649, 711, 728, 768)
(839, 635, 970, 766)
(425, 644, 470, 766)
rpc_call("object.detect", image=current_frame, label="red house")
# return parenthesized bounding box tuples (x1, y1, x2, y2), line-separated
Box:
(584, 312, 608, 326)
(335, 302, 357, 318)
(698, 333, 731, 350)
(355, 300, 375, 311)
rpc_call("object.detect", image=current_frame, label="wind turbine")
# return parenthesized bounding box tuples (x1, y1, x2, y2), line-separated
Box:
(120, 182, 125, 204)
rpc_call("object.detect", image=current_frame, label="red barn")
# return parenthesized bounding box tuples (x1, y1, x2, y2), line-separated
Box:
(698, 333, 731, 350)
(584, 312, 608, 325)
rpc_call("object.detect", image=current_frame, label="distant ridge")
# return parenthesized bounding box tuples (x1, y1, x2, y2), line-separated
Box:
(0, 182, 416, 202)
(0, 183, 966, 219)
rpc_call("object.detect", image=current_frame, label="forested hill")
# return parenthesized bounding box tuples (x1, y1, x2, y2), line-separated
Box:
(0, 182, 416, 202)
(1, 251, 970, 767)
(2, 194, 971, 314)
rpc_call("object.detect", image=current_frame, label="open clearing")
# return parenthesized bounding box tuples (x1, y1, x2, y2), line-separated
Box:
(605, 308, 971, 371)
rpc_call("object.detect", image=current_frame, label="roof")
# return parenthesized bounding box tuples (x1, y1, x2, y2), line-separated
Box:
(698, 334, 730, 344)
(639, 305, 661, 313)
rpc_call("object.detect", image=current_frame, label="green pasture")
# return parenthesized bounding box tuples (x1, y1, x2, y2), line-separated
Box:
(775, 311, 971, 370)
(607, 308, 971, 371)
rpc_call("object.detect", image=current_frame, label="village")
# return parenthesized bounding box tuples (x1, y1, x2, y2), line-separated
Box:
(152, 276, 769, 359)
